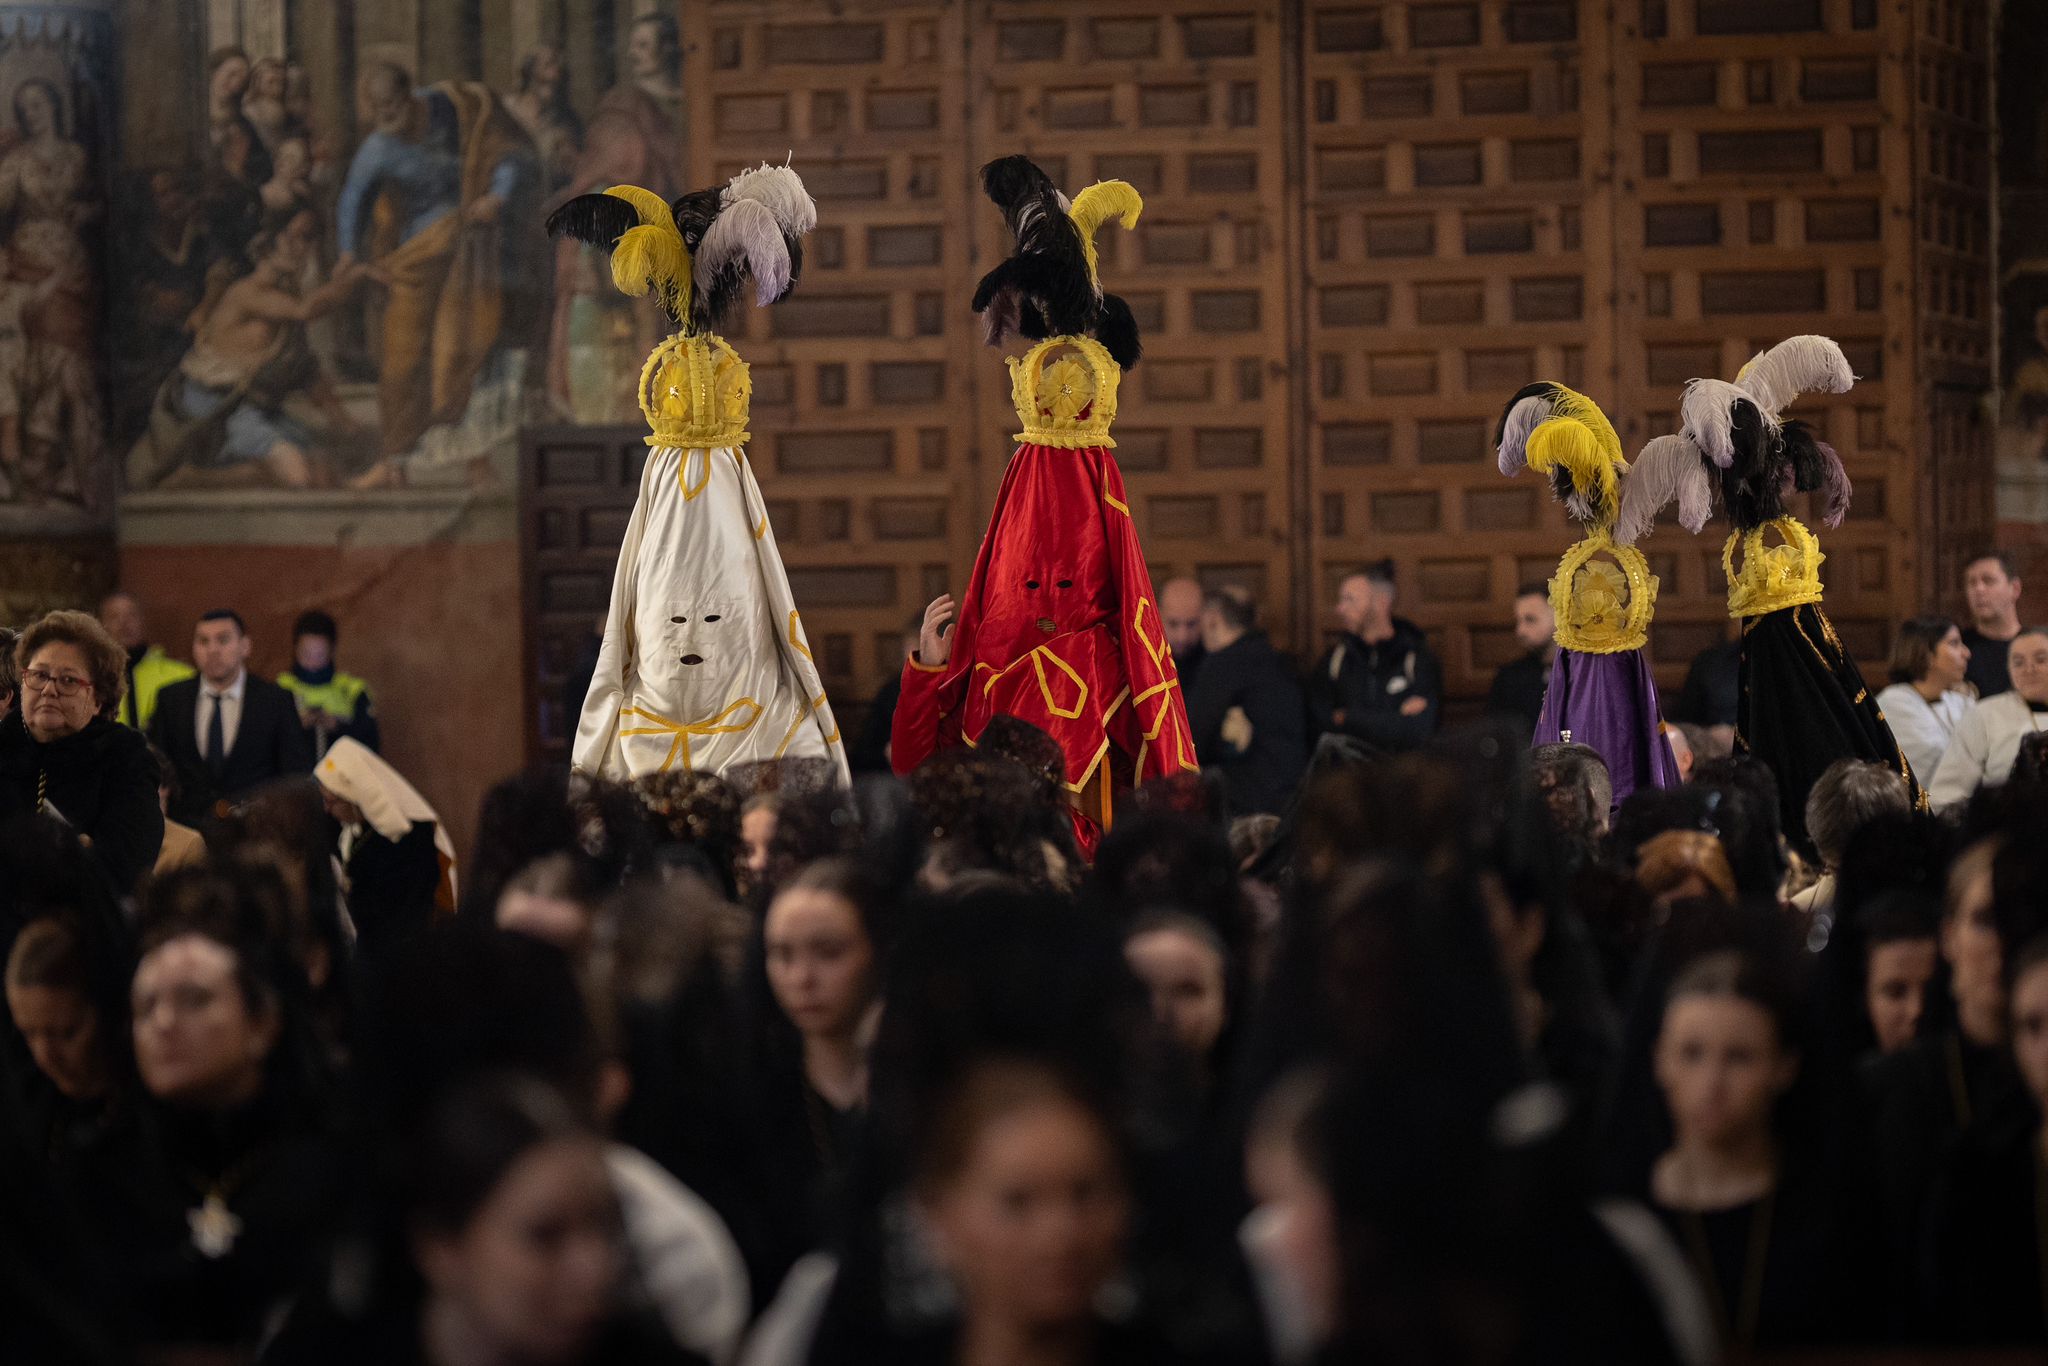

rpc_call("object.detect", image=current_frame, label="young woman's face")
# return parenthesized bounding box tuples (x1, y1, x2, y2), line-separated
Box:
(1927, 628, 1970, 692)
(1653, 995, 1795, 1150)
(1244, 1126, 1338, 1346)
(130, 935, 277, 1109)
(738, 807, 776, 894)
(1124, 926, 1228, 1061)
(4, 983, 106, 1100)
(419, 1137, 621, 1364)
(924, 1098, 1128, 1333)
(1942, 863, 2004, 1028)
(1865, 938, 1938, 1054)
(763, 887, 875, 1041)
(2011, 962, 2048, 1113)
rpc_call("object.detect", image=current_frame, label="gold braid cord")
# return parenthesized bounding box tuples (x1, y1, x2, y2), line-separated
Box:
(1723, 516, 1825, 619)
(1010, 336, 1121, 448)
(639, 334, 753, 449)
(1549, 531, 1659, 654)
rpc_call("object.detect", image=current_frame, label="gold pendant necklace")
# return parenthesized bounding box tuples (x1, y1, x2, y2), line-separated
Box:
(187, 1189, 244, 1259)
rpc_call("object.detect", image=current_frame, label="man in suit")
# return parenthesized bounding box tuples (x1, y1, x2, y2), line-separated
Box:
(149, 609, 314, 826)
(1485, 584, 1555, 735)
(1185, 586, 1306, 816)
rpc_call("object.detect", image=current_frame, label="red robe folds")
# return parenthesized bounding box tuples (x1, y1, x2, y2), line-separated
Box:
(892, 350, 1195, 853)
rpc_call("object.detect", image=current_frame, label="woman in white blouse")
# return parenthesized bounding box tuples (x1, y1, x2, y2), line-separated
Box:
(1931, 627, 2048, 811)
(1875, 616, 1974, 786)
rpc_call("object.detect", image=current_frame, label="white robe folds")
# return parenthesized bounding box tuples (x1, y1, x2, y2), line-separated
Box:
(574, 442, 846, 783)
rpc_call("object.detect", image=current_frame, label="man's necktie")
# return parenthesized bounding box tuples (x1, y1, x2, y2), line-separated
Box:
(205, 691, 226, 778)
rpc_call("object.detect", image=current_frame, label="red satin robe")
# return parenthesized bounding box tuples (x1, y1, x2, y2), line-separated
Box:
(891, 439, 1197, 855)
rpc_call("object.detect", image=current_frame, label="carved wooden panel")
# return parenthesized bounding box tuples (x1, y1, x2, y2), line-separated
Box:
(1303, 1, 1609, 695)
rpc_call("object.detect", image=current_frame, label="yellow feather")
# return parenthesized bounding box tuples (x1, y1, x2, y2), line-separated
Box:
(1526, 417, 1619, 522)
(1067, 180, 1144, 285)
(603, 184, 678, 235)
(611, 224, 690, 312)
(1543, 384, 1626, 471)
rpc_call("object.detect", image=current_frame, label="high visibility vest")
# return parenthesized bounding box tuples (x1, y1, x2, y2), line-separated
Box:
(120, 646, 196, 731)
(278, 669, 372, 724)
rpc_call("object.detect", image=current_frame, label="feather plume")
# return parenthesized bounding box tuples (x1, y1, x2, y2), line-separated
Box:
(720, 163, 817, 238)
(1068, 180, 1143, 285)
(668, 187, 726, 251)
(609, 223, 689, 320)
(1495, 392, 1552, 477)
(1545, 384, 1625, 470)
(545, 192, 642, 248)
(1525, 417, 1618, 529)
(1681, 378, 1769, 469)
(1735, 335, 1854, 417)
(1095, 293, 1142, 370)
(694, 199, 794, 310)
(602, 185, 677, 235)
(1616, 434, 1714, 545)
(1777, 420, 1853, 528)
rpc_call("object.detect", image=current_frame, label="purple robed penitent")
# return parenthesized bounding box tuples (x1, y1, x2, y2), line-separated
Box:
(1534, 647, 1680, 808)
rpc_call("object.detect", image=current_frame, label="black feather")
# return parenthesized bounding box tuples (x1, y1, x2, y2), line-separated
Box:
(1719, 398, 1782, 530)
(974, 254, 1097, 344)
(1094, 293, 1142, 370)
(781, 234, 803, 298)
(545, 193, 640, 248)
(980, 155, 1059, 213)
(669, 187, 724, 250)
(1491, 381, 1557, 449)
(1778, 419, 1826, 494)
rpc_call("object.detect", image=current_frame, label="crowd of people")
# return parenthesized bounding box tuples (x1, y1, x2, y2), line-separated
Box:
(1, 549, 2047, 1365)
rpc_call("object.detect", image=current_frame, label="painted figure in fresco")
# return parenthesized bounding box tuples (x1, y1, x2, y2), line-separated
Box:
(505, 45, 582, 192)
(204, 46, 269, 189)
(334, 61, 534, 486)
(126, 208, 369, 491)
(0, 77, 102, 510)
(241, 56, 304, 158)
(545, 12, 682, 421)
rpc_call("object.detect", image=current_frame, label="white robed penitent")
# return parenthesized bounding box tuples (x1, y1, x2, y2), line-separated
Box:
(574, 338, 843, 780)
(550, 168, 846, 785)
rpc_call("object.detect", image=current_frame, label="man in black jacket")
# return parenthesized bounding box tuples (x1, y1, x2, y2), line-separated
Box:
(1184, 587, 1306, 816)
(1485, 583, 1555, 735)
(1305, 560, 1442, 756)
(149, 609, 314, 827)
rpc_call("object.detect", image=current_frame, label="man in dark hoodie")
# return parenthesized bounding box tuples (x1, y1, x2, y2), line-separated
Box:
(1306, 559, 1442, 756)
(1185, 587, 1305, 816)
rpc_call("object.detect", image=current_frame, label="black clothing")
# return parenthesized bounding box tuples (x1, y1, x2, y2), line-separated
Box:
(343, 820, 442, 960)
(1736, 604, 1918, 853)
(1485, 649, 1550, 735)
(1173, 640, 1207, 691)
(1670, 638, 1740, 727)
(73, 1090, 342, 1357)
(1961, 626, 2015, 698)
(0, 711, 164, 890)
(1185, 631, 1307, 816)
(1926, 1120, 2048, 1345)
(850, 672, 902, 773)
(149, 674, 315, 826)
(281, 663, 381, 753)
(1859, 1029, 2030, 1340)
(1648, 1174, 1844, 1351)
(1304, 618, 1442, 756)
(264, 1294, 704, 1366)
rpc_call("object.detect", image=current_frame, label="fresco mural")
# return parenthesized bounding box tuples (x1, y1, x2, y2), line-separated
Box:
(1998, 6, 2048, 540)
(0, 3, 111, 531)
(109, 2, 683, 511)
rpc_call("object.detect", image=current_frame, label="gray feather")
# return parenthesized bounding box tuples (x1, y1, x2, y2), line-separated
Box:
(695, 199, 793, 305)
(1496, 396, 1551, 477)
(1680, 377, 1764, 469)
(1735, 335, 1854, 417)
(1616, 434, 1714, 545)
(721, 163, 817, 238)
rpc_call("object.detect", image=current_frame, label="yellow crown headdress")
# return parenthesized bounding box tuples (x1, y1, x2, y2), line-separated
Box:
(1724, 516, 1825, 619)
(1495, 383, 1658, 652)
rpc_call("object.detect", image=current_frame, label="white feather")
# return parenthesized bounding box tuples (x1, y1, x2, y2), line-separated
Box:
(721, 163, 817, 238)
(1735, 335, 1854, 417)
(1496, 396, 1551, 477)
(1680, 377, 1761, 470)
(1615, 434, 1714, 545)
(695, 200, 794, 305)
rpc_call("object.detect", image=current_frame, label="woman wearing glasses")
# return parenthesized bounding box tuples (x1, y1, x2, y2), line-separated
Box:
(1, 609, 164, 889)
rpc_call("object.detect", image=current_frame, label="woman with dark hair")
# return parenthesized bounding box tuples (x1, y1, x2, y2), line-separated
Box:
(4, 917, 122, 1156)
(1643, 950, 1843, 1352)
(267, 1072, 700, 1365)
(70, 866, 342, 1359)
(1876, 616, 1975, 786)
(0, 610, 164, 890)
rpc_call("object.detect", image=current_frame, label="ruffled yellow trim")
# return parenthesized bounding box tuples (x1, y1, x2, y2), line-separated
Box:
(1724, 516, 1825, 619)
(1010, 336, 1120, 448)
(1550, 531, 1658, 654)
(639, 333, 752, 449)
